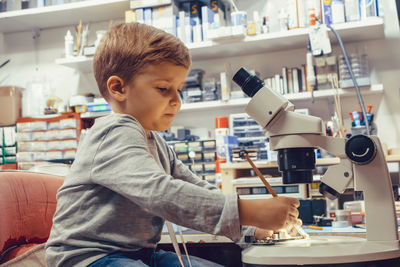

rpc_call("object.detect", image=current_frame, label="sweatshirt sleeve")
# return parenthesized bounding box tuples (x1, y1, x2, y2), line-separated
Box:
(90, 123, 241, 240)
(167, 145, 218, 191)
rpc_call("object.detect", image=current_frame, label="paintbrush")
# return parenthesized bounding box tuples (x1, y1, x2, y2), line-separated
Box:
(239, 150, 309, 239)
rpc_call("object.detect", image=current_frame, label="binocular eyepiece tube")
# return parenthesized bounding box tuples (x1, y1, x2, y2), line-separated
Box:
(232, 67, 316, 185)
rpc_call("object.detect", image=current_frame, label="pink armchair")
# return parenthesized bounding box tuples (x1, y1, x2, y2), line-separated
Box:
(0, 171, 63, 266)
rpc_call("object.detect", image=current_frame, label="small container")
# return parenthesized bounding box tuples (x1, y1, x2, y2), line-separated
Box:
(64, 30, 74, 58)
(231, 11, 247, 28)
(95, 30, 107, 49)
(0, 86, 23, 126)
(278, 9, 288, 31)
(344, 0, 361, 22)
(335, 209, 352, 226)
(331, 0, 345, 24)
(253, 11, 262, 35)
(246, 21, 256, 36)
(332, 220, 350, 227)
(262, 16, 270, 34)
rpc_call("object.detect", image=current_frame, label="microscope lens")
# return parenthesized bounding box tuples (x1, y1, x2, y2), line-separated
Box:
(233, 67, 264, 97)
(278, 148, 315, 184)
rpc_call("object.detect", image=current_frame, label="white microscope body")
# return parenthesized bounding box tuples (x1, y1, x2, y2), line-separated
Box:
(233, 68, 400, 266)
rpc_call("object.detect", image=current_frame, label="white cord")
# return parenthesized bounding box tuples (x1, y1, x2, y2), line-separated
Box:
(177, 226, 193, 267)
(166, 221, 186, 267)
(229, 0, 239, 12)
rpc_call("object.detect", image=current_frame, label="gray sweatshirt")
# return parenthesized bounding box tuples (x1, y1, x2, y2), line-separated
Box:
(46, 113, 254, 267)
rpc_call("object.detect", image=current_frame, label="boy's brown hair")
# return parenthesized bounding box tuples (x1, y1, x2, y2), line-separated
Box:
(93, 23, 191, 100)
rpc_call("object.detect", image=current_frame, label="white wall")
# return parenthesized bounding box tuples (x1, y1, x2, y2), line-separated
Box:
(0, 1, 399, 148)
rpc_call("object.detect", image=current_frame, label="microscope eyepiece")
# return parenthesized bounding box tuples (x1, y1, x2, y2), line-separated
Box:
(233, 67, 264, 97)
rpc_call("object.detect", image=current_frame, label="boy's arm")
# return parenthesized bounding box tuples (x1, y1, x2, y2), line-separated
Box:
(92, 125, 241, 239)
(92, 124, 300, 239)
(167, 145, 217, 190)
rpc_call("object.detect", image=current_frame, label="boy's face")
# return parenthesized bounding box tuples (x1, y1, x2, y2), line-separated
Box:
(124, 62, 188, 134)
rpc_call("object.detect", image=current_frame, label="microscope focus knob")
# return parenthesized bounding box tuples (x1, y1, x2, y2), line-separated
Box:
(345, 135, 376, 165)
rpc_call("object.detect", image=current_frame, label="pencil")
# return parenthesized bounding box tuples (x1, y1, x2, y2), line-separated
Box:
(308, 225, 323, 230)
(241, 151, 309, 238)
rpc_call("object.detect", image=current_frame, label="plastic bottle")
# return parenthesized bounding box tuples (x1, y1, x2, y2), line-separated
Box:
(64, 30, 74, 58)
(306, 39, 316, 88)
(331, 0, 345, 24)
(95, 30, 106, 49)
(215, 116, 229, 188)
(278, 8, 288, 31)
(215, 116, 229, 161)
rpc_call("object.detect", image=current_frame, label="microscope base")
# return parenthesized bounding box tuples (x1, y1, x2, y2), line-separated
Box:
(242, 236, 400, 266)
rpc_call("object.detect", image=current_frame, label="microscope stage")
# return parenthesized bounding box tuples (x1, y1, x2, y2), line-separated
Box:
(242, 236, 400, 265)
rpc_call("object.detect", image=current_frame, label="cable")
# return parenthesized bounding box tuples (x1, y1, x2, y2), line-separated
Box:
(0, 59, 10, 70)
(229, 0, 239, 12)
(324, 23, 370, 135)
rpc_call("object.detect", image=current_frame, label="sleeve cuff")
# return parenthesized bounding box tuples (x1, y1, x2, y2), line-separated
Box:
(219, 193, 242, 240)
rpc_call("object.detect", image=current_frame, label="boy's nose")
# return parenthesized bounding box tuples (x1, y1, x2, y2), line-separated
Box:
(170, 90, 181, 106)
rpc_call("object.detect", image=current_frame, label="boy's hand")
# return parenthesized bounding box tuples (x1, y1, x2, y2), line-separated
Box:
(239, 196, 300, 231)
(254, 219, 303, 240)
(254, 228, 273, 240)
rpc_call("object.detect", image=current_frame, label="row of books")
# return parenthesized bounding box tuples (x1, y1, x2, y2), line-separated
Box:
(265, 66, 310, 95)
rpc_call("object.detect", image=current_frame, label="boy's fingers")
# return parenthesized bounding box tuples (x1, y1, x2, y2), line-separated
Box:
(287, 215, 298, 225)
(290, 198, 300, 207)
(289, 206, 299, 217)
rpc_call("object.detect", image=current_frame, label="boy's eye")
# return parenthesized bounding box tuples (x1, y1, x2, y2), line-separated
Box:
(157, 87, 167, 92)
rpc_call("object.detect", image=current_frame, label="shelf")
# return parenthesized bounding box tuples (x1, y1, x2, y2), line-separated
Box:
(55, 17, 384, 71)
(221, 154, 400, 170)
(55, 56, 93, 72)
(286, 84, 384, 101)
(180, 98, 249, 112)
(80, 110, 110, 119)
(180, 84, 383, 111)
(0, 0, 129, 34)
(78, 84, 383, 119)
(221, 158, 340, 170)
(188, 17, 385, 60)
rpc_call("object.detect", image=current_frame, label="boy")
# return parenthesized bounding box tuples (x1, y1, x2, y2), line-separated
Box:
(46, 22, 300, 266)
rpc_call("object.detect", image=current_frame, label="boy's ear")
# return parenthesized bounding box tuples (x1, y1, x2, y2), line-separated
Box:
(107, 76, 127, 102)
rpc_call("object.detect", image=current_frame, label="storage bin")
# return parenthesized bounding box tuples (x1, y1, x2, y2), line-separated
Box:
(0, 86, 22, 126)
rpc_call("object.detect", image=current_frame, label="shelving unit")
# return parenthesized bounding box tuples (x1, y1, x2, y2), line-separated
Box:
(220, 154, 400, 195)
(181, 84, 383, 110)
(54, 17, 385, 71)
(0, 0, 129, 34)
(221, 154, 400, 170)
(188, 17, 385, 60)
(79, 84, 383, 119)
(55, 56, 93, 72)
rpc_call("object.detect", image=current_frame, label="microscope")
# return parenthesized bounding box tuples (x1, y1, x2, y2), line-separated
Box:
(232, 68, 400, 266)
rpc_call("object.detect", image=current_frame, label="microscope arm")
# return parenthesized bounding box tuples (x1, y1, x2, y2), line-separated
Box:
(314, 135, 397, 242)
(272, 133, 398, 241)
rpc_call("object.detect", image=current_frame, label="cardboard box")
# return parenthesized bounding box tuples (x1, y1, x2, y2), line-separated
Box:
(0, 86, 22, 126)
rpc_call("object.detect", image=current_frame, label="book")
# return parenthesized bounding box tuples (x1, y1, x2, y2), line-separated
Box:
(292, 67, 300, 93)
(275, 74, 282, 94)
(282, 67, 288, 94)
(287, 68, 293, 94)
(300, 64, 307, 92)
(144, 8, 152, 26)
(135, 8, 145, 24)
